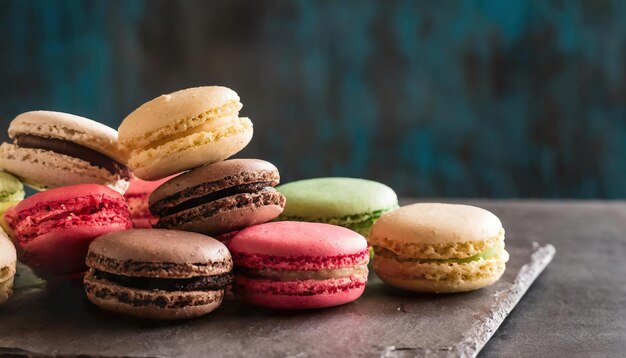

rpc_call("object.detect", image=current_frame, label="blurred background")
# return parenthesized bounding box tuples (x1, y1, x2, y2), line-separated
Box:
(1, 0, 625, 198)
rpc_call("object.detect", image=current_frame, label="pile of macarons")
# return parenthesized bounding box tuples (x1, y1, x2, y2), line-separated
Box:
(0, 85, 509, 320)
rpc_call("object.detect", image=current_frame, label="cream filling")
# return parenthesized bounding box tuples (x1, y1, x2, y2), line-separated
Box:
(375, 241, 506, 264)
(240, 264, 368, 281)
(121, 99, 243, 151)
(128, 117, 252, 167)
(145, 115, 243, 150)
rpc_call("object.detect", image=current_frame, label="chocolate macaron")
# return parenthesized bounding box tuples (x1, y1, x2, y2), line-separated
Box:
(149, 159, 286, 236)
(0, 111, 130, 193)
(84, 229, 233, 320)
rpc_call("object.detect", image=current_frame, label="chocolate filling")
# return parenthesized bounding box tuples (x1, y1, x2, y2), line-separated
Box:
(155, 182, 275, 217)
(14, 134, 131, 179)
(155, 190, 285, 229)
(94, 270, 233, 291)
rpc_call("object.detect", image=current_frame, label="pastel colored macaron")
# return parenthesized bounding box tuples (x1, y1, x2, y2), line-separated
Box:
(4, 184, 132, 278)
(276, 177, 398, 237)
(0, 171, 24, 202)
(118, 86, 253, 180)
(0, 171, 24, 236)
(0, 202, 19, 239)
(370, 203, 509, 293)
(150, 159, 286, 236)
(0, 228, 17, 305)
(229, 221, 369, 309)
(124, 175, 175, 228)
(84, 229, 233, 320)
(0, 111, 130, 193)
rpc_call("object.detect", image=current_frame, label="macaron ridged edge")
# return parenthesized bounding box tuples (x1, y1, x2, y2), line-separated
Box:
(120, 99, 242, 152)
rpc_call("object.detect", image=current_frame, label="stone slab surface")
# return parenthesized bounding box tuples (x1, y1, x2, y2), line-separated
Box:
(0, 200, 563, 358)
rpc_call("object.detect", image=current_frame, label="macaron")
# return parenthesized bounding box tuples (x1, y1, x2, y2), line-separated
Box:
(229, 221, 369, 309)
(84, 229, 233, 320)
(4, 184, 132, 278)
(276, 177, 398, 237)
(0, 111, 130, 193)
(118, 86, 254, 180)
(0, 202, 18, 240)
(124, 175, 175, 228)
(0, 228, 17, 305)
(0, 171, 24, 202)
(370, 203, 509, 293)
(0, 171, 24, 236)
(150, 159, 286, 236)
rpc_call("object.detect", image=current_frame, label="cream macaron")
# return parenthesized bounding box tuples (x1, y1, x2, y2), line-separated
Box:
(0, 111, 130, 193)
(118, 86, 253, 180)
(0, 228, 17, 305)
(370, 203, 509, 293)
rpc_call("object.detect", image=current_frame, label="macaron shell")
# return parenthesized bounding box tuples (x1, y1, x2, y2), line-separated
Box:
(229, 221, 368, 258)
(11, 184, 132, 276)
(21, 225, 130, 276)
(277, 177, 398, 219)
(370, 203, 503, 245)
(374, 260, 507, 294)
(0, 171, 24, 202)
(8, 110, 125, 163)
(0, 274, 14, 305)
(236, 280, 366, 310)
(128, 121, 253, 180)
(0, 144, 129, 193)
(0, 230, 17, 305)
(16, 184, 125, 212)
(87, 229, 232, 273)
(0, 203, 18, 238)
(84, 271, 225, 320)
(0, 229, 17, 269)
(119, 86, 242, 151)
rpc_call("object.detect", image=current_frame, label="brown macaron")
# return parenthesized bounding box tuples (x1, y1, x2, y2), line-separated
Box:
(83, 229, 232, 320)
(149, 159, 286, 236)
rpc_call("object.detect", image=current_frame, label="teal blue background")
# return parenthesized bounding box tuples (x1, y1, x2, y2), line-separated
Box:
(1, 0, 625, 198)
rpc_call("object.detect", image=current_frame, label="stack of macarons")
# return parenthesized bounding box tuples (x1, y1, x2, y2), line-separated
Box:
(0, 85, 510, 318)
(0, 111, 135, 284)
(118, 86, 287, 237)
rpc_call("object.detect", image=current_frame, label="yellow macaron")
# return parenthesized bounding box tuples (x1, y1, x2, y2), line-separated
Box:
(370, 203, 509, 293)
(118, 86, 253, 180)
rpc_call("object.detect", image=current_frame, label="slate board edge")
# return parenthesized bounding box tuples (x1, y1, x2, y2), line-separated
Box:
(449, 243, 556, 358)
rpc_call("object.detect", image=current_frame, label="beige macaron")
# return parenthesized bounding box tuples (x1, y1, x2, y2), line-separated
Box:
(370, 203, 509, 293)
(0, 228, 17, 305)
(118, 86, 253, 180)
(0, 111, 130, 193)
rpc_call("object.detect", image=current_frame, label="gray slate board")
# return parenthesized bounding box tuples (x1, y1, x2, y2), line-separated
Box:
(0, 202, 554, 358)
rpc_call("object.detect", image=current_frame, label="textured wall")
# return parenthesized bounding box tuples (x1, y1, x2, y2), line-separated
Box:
(1, 0, 625, 198)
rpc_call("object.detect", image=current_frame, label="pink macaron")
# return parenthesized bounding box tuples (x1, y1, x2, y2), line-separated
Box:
(4, 184, 132, 277)
(124, 175, 175, 228)
(228, 221, 369, 309)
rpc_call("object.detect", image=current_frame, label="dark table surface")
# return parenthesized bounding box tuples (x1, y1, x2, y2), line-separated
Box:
(0, 200, 624, 357)
(466, 200, 626, 357)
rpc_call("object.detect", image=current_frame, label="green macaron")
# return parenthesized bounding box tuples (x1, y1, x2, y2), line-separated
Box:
(276, 177, 398, 236)
(0, 171, 24, 202)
